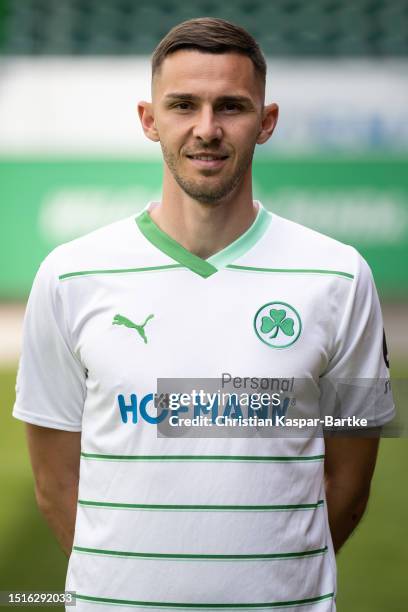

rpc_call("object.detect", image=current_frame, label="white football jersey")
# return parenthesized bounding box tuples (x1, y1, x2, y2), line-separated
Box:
(14, 201, 394, 611)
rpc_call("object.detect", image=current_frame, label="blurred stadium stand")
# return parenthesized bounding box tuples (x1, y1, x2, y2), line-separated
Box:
(0, 0, 407, 305)
(0, 0, 407, 56)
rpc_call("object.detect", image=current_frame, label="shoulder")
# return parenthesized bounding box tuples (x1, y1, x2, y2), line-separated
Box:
(35, 213, 169, 281)
(42, 215, 137, 271)
(250, 210, 366, 280)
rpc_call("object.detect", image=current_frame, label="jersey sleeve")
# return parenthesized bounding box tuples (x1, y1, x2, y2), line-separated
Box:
(319, 250, 395, 428)
(13, 252, 86, 431)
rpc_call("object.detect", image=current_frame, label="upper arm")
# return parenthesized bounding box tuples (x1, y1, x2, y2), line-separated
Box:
(324, 435, 380, 496)
(13, 253, 86, 432)
(26, 424, 81, 490)
(320, 252, 394, 428)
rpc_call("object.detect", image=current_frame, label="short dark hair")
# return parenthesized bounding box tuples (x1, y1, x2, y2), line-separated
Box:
(152, 17, 266, 89)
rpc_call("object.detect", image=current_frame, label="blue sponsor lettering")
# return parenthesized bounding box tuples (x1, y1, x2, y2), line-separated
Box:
(118, 393, 168, 424)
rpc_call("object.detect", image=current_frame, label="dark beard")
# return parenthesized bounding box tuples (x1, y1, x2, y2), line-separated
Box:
(161, 143, 254, 205)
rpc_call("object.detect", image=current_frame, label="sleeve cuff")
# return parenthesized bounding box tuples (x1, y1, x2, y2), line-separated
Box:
(13, 405, 82, 432)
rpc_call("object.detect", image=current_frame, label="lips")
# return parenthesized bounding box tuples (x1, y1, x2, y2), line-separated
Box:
(186, 153, 229, 161)
(185, 152, 229, 170)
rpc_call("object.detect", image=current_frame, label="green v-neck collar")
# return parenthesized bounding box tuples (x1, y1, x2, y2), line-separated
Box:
(135, 202, 271, 278)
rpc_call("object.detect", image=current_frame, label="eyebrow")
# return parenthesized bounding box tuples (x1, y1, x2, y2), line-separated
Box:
(164, 93, 255, 106)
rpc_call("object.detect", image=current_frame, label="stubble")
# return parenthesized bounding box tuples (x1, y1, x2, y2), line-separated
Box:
(160, 142, 255, 205)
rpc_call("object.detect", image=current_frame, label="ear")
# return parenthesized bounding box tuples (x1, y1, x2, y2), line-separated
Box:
(137, 101, 160, 142)
(256, 103, 279, 145)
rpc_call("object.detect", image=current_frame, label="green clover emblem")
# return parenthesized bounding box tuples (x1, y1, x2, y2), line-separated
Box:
(260, 308, 295, 339)
(254, 302, 302, 349)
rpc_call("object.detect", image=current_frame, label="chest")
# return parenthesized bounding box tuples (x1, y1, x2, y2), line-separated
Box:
(62, 269, 346, 388)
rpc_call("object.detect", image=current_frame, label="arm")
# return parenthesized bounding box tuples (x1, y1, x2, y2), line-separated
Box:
(324, 435, 380, 553)
(26, 424, 81, 557)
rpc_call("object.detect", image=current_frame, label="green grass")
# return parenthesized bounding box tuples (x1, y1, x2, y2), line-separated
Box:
(1, 366, 407, 610)
(336, 438, 408, 611)
(0, 368, 67, 610)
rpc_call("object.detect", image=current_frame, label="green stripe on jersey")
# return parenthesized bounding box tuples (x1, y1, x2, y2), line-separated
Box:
(74, 592, 335, 609)
(73, 545, 328, 561)
(77, 500, 325, 512)
(58, 264, 354, 281)
(227, 264, 354, 279)
(59, 264, 182, 280)
(80, 453, 325, 463)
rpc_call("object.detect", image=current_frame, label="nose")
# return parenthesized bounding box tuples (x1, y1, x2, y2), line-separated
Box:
(192, 106, 223, 143)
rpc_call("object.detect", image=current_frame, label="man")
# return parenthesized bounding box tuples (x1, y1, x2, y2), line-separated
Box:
(14, 17, 394, 611)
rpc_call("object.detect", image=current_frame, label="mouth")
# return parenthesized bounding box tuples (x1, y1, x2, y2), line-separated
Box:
(186, 153, 229, 170)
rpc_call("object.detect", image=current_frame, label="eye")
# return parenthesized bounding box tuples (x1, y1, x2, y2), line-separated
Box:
(173, 102, 192, 110)
(221, 102, 242, 113)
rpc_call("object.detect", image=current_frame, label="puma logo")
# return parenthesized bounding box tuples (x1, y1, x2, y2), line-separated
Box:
(112, 313, 154, 344)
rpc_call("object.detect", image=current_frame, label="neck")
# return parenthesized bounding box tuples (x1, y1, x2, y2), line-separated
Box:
(149, 166, 258, 259)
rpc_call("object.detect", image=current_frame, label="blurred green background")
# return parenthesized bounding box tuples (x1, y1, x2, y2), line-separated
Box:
(1, 0, 407, 610)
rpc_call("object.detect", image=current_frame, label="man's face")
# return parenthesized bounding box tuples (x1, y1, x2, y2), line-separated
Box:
(148, 50, 268, 204)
